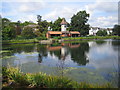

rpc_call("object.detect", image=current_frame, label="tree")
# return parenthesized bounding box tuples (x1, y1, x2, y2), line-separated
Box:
(70, 10, 90, 36)
(52, 17, 62, 31)
(36, 15, 48, 36)
(16, 20, 22, 35)
(96, 30, 107, 36)
(113, 25, 120, 36)
(2, 18, 10, 28)
(21, 27, 36, 39)
(2, 18, 16, 40)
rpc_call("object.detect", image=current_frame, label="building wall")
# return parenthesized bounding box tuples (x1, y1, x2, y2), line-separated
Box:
(61, 25, 66, 31)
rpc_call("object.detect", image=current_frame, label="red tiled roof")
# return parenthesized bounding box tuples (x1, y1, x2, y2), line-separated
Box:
(70, 31, 80, 34)
(47, 31, 62, 34)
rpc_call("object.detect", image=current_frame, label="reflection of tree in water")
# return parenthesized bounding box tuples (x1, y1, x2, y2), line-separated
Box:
(69, 43, 89, 65)
(95, 41, 106, 45)
(111, 40, 120, 88)
(2, 44, 36, 57)
(37, 44, 48, 63)
(111, 40, 120, 51)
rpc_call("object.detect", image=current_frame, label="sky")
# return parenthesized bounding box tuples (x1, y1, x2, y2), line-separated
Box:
(1, 0, 119, 28)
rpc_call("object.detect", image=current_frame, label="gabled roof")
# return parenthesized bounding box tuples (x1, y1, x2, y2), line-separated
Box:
(60, 18, 67, 25)
(70, 31, 80, 34)
(47, 31, 62, 34)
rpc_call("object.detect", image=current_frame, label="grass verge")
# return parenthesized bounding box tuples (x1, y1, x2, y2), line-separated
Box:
(63, 36, 120, 41)
(2, 39, 39, 45)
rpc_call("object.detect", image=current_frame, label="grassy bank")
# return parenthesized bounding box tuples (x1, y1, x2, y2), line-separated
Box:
(63, 36, 120, 41)
(2, 36, 120, 45)
(2, 39, 39, 45)
(2, 66, 113, 88)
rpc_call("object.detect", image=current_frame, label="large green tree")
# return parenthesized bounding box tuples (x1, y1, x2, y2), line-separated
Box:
(16, 21, 22, 35)
(113, 25, 120, 36)
(52, 17, 62, 31)
(36, 15, 48, 36)
(2, 18, 16, 40)
(70, 10, 90, 36)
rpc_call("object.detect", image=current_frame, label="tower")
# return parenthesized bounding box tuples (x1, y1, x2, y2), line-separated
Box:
(60, 18, 67, 32)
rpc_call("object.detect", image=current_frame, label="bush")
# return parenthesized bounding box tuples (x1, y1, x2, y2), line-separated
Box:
(21, 27, 36, 39)
(36, 37, 47, 40)
(2, 67, 113, 88)
(52, 36, 61, 39)
(15, 35, 25, 40)
(96, 30, 107, 36)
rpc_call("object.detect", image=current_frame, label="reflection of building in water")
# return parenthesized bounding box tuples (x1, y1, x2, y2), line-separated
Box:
(88, 41, 97, 47)
(61, 46, 68, 60)
(47, 43, 80, 60)
(47, 46, 62, 51)
(68, 43, 80, 48)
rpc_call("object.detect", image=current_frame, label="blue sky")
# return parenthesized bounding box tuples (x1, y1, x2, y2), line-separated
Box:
(1, 0, 119, 28)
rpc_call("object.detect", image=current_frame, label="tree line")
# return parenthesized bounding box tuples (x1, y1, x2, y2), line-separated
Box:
(1, 10, 120, 40)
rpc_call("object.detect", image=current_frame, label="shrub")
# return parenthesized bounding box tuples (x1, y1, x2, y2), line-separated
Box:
(36, 37, 47, 40)
(2, 67, 113, 88)
(96, 30, 107, 36)
(21, 27, 36, 39)
(53, 36, 61, 39)
(15, 35, 25, 40)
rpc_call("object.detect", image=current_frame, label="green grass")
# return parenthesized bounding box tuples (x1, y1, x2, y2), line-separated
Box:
(2, 36, 120, 44)
(2, 66, 113, 88)
(63, 36, 120, 41)
(2, 39, 39, 44)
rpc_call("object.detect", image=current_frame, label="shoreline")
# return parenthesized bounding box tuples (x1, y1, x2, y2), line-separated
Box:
(2, 36, 120, 45)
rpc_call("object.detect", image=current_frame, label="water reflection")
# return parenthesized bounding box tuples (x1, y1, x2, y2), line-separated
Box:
(69, 43, 89, 65)
(46, 43, 89, 65)
(2, 40, 119, 87)
(2, 40, 119, 69)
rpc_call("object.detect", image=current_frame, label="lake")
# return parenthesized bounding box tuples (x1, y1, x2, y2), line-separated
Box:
(2, 39, 120, 87)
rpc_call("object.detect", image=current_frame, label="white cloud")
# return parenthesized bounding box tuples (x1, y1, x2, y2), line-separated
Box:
(89, 16, 117, 28)
(19, 2, 45, 13)
(20, 14, 37, 22)
(86, 1, 118, 13)
(2, 0, 119, 2)
(2, 0, 118, 27)
(43, 7, 78, 22)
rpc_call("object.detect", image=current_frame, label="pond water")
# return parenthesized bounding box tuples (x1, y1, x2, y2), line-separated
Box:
(2, 39, 120, 87)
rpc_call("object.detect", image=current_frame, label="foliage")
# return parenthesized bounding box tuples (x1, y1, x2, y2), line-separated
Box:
(70, 10, 90, 36)
(113, 25, 120, 36)
(15, 21, 22, 35)
(96, 30, 107, 36)
(2, 18, 16, 40)
(36, 15, 48, 36)
(36, 36, 47, 40)
(2, 67, 113, 88)
(15, 35, 25, 40)
(53, 36, 61, 39)
(21, 27, 36, 39)
(51, 17, 62, 31)
(20, 21, 35, 27)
